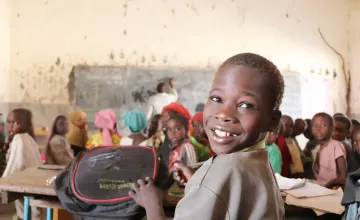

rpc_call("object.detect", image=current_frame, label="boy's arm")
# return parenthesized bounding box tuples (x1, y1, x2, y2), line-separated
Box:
(336, 156, 347, 178)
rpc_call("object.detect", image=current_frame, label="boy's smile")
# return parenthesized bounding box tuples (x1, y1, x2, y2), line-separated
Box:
(204, 65, 280, 154)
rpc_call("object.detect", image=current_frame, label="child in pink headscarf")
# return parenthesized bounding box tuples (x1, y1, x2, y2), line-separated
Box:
(86, 109, 122, 149)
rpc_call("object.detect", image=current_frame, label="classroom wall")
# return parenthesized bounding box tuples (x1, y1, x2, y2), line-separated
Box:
(349, 0, 360, 119)
(2, 0, 351, 126)
(0, 0, 11, 114)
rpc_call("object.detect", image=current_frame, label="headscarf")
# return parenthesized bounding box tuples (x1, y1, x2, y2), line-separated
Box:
(45, 115, 67, 164)
(191, 112, 203, 122)
(123, 110, 147, 133)
(94, 109, 117, 146)
(0, 115, 5, 140)
(162, 102, 191, 121)
(67, 110, 88, 147)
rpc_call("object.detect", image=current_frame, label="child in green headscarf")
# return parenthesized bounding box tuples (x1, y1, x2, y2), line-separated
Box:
(120, 110, 151, 146)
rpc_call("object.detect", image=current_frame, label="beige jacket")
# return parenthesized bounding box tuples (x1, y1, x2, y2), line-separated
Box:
(174, 148, 285, 220)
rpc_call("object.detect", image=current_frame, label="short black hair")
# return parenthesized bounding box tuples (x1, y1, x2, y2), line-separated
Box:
(281, 115, 293, 123)
(334, 115, 352, 130)
(157, 83, 165, 93)
(351, 119, 360, 126)
(333, 112, 344, 118)
(220, 53, 284, 110)
(167, 113, 189, 133)
(313, 112, 333, 128)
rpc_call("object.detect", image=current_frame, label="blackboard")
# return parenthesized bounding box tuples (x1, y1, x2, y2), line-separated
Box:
(74, 66, 215, 130)
(74, 66, 302, 131)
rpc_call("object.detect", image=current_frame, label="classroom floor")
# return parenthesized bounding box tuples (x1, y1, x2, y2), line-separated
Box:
(0, 203, 16, 220)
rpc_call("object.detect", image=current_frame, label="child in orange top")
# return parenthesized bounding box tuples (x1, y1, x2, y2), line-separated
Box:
(167, 114, 197, 172)
(312, 112, 347, 182)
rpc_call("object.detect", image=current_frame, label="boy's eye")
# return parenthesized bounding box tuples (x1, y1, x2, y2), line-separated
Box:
(238, 102, 253, 109)
(209, 96, 221, 103)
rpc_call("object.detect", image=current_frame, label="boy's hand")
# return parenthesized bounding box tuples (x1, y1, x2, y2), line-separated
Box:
(129, 177, 164, 209)
(173, 162, 195, 185)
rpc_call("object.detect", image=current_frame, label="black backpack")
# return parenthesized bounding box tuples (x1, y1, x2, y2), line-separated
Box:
(54, 145, 173, 220)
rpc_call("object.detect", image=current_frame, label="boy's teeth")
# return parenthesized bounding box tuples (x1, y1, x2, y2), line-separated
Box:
(215, 129, 230, 137)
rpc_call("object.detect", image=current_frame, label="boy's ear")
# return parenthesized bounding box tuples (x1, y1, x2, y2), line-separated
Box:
(267, 110, 282, 132)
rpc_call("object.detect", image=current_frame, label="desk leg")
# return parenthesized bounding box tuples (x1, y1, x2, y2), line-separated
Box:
(23, 197, 30, 220)
(46, 208, 52, 220)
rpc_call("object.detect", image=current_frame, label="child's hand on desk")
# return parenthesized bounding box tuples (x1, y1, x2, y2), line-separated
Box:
(173, 162, 195, 185)
(129, 177, 164, 209)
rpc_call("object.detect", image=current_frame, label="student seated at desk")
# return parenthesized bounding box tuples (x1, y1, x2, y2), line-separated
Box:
(189, 112, 214, 162)
(45, 115, 74, 165)
(0, 114, 6, 176)
(167, 114, 197, 172)
(120, 109, 152, 146)
(265, 122, 282, 174)
(2, 108, 42, 220)
(312, 112, 347, 183)
(86, 109, 121, 149)
(67, 110, 88, 156)
(129, 53, 285, 220)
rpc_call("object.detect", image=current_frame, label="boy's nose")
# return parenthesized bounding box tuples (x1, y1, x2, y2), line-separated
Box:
(215, 107, 238, 123)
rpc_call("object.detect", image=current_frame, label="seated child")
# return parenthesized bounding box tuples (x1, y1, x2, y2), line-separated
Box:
(67, 110, 88, 156)
(189, 112, 214, 162)
(332, 115, 357, 173)
(120, 109, 151, 146)
(146, 114, 162, 138)
(276, 121, 291, 177)
(129, 53, 285, 220)
(45, 115, 74, 165)
(160, 102, 192, 165)
(312, 112, 347, 182)
(2, 108, 42, 220)
(265, 123, 283, 174)
(167, 113, 198, 172)
(282, 115, 304, 177)
(86, 109, 121, 149)
(0, 115, 6, 176)
(326, 125, 360, 188)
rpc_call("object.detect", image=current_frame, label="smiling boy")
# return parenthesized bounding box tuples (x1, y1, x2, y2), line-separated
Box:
(129, 53, 285, 220)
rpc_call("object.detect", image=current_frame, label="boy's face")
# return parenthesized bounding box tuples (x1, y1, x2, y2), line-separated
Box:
(161, 110, 175, 126)
(265, 131, 278, 145)
(332, 120, 348, 141)
(312, 116, 331, 142)
(282, 117, 294, 138)
(294, 120, 305, 136)
(6, 112, 22, 136)
(203, 65, 281, 154)
(56, 117, 69, 136)
(167, 119, 186, 147)
(352, 129, 360, 154)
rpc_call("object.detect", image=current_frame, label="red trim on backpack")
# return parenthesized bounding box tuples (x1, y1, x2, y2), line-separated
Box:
(70, 146, 158, 203)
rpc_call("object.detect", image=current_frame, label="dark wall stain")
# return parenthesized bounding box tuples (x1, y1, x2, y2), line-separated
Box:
(17, 14, 20, 18)
(326, 69, 330, 75)
(109, 52, 115, 60)
(119, 50, 125, 59)
(151, 54, 156, 62)
(123, 3, 128, 17)
(141, 56, 146, 63)
(38, 71, 42, 75)
(123, 30, 127, 35)
(20, 83, 24, 90)
(55, 57, 61, 66)
(163, 25, 167, 29)
(67, 67, 75, 102)
(286, 13, 289, 18)
(84, 36, 87, 40)
(16, 52, 19, 55)
(212, 4, 216, 10)
(49, 65, 54, 73)
(171, 8, 175, 15)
